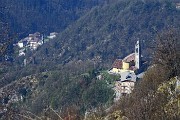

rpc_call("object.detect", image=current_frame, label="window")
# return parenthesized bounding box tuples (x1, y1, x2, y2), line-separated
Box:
(136, 48, 138, 53)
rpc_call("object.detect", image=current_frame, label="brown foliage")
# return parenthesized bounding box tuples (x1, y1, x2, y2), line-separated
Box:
(154, 28, 180, 79)
(118, 67, 170, 120)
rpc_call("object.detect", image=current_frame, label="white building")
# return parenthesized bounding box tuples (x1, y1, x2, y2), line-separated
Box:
(18, 40, 28, 48)
(18, 42, 24, 48)
(121, 80, 135, 95)
(176, 3, 180, 9)
(19, 48, 26, 56)
(47, 32, 58, 39)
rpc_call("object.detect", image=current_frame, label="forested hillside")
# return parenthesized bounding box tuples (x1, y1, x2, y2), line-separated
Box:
(33, 0, 180, 66)
(0, 0, 180, 119)
(15, 0, 180, 116)
(84, 28, 180, 120)
(0, 0, 110, 37)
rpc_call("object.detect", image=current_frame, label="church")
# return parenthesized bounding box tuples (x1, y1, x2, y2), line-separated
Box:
(109, 40, 142, 74)
(109, 40, 145, 99)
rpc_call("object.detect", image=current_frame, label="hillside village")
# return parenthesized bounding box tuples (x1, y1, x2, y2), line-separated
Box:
(0, 0, 180, 119)
(17, 32, 58, 56)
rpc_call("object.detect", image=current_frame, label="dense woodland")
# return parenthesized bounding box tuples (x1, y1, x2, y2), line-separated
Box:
(0, 0, 111, 37)
(0, 0, 180, 119)
(34, 0, 180, 65)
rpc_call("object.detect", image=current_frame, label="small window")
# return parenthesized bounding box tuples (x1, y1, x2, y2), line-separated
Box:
(136, 48, 138, 53)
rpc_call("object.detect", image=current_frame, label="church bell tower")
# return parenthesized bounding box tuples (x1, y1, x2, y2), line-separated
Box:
(135, 40, 141, 69)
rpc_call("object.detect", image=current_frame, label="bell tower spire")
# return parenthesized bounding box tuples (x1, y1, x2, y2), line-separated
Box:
(135, 40, 141, 69)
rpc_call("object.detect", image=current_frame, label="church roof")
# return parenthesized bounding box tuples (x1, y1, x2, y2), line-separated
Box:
(123, 53, 135, 63)
(112, 59, 123, 69)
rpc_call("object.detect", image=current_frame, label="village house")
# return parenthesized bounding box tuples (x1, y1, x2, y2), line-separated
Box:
(173, 0, 180, 9)
(47, 32, 58, 39)
(121, 80, 135, 95)
(176, 3, 180, 9)
(19, 48, 26, 56)
(17, 40, 27, 48)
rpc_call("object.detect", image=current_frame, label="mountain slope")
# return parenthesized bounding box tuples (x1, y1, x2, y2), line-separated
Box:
(0, 0, 110, 37)
(1, 0, 180, 118)
(34, 0, 180, 66)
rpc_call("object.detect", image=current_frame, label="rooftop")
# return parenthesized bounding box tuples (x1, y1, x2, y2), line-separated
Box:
(123, 53, 135, 63)
(112, 59, 122, 69)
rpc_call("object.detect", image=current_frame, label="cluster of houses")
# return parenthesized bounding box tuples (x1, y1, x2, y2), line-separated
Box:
(17, 32, 58, 56)
(108, 40, 145, 101)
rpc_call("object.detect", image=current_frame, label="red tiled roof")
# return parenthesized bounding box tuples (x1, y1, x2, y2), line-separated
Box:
(123, 53, 135, 63)
(112, 59, 122, 69)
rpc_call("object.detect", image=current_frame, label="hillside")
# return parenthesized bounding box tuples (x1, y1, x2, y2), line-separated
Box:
(0, 0, 110, 38)
(14, 0, 180, 116)
(33, 0, 180, 66)
(0, 0, 180, 119)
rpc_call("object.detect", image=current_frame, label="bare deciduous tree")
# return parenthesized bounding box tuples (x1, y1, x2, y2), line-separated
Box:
(154, 29, 180, 79)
